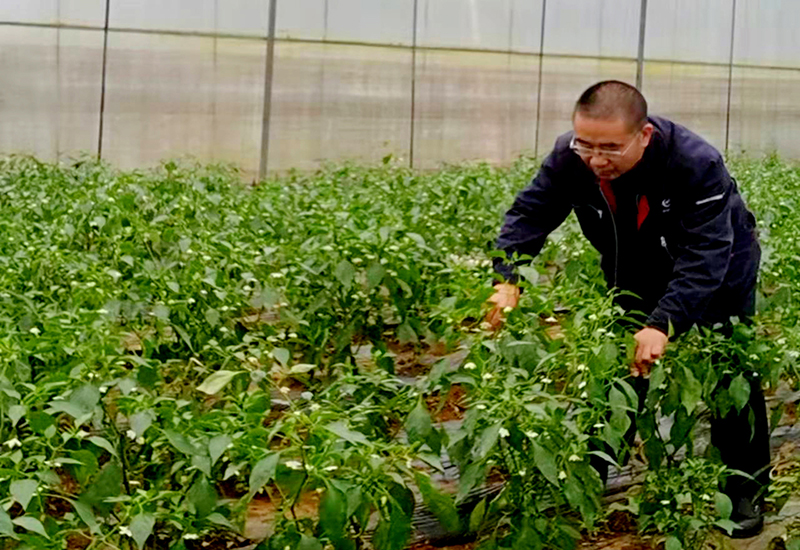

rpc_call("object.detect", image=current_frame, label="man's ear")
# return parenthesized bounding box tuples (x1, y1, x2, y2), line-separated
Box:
(641, 122, 654, 146)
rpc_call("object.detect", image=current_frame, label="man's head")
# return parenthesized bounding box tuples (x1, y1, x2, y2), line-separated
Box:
(571, 80, 654, 180)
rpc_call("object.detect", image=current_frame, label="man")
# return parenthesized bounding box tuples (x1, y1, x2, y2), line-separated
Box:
(488, 81, 769, 538)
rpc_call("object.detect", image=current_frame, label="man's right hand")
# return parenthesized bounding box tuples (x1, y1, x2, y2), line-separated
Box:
(485, 283, 520, 331)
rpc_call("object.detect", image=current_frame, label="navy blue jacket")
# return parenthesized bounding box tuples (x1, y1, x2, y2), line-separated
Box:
(495, 116, 760, 336)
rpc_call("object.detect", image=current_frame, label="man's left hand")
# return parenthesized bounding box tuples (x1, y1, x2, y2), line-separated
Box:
(631, 327, 668, 377)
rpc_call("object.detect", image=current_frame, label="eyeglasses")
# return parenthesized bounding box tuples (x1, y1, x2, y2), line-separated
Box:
(569, 134, 638, 159)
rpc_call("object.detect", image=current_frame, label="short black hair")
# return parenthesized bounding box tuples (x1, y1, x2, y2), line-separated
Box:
(574, 80, 648, 130)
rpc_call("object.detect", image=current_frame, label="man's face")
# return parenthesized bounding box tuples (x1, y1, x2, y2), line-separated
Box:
(571, 113, 653, 180)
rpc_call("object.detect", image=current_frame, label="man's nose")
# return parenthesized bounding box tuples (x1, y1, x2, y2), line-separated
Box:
(589, 155, 608, 169)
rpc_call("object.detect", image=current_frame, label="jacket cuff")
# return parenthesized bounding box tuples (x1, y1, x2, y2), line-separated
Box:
(646, 308, 690, 338)
(492, 257, 519, 284)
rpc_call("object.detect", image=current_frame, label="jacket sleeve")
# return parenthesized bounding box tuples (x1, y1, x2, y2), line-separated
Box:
(646, 158, 735, 336)
(494, 151, 573, 283)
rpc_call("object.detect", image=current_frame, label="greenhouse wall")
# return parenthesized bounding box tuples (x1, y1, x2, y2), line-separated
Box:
(1, 0, 799, 176)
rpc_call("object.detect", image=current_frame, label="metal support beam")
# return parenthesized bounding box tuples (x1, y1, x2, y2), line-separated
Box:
(725, 0, 737, 155)
(97, 0, 111, 159)
(409, 0, 419, 169)
(534, 0, 547, 158)
(635, 0, 647, 90)
(258, 0, 278, 180)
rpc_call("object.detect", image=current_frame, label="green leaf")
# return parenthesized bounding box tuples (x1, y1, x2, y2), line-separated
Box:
(0, 508, 16, 539)
(397, 321, 418, 345)
(669, 406, 694, 452)
(515, 522, 543, 549)
(187, 476, 218, 518)
(8, 404, 25, 426)
(117, 378, 137, 396)
(588, 450, 620, 469)
(249, 453, 280, 494)
(665, 536, 682, 550)
(715, 519, 738, 535)
(559, 523, 582, 542)
(618, 379, 638, 411)
(565, 474, 598, 526)
(152, 304, 170, 320)
(416, 474, 461, 534)
(517, 265, 539, 285)
(205, 308, 220, 327)
(174, 324, 193, 351)
(130, 513, 155, 550)
(598, 341, 618, 368)
(715, 491, 733, 520)
(319, 486, 347, 538)
(197, 370, 241, 395)
(456, 462, 487, 503)
(47, 400, 86, 419)
(272, 347, 290, 366)
(70, 499, 100, 534)
(47, 384, 100, 421)
(680, 366, 702, 415)
(646, 364, 666, 409)
(609, 386, 632, 435)
(290, 363, 316, 374)
(167, 281, 180, 293)
(407, 232, 428, 249)
(298, 535, 324, 550)
(366, 263, 386, 290)
(372, 505, 411, 550)
(420, 451, 444, 473)
(325, 480, 360, 521)
(426, 358, 449, 389)
(208, 435, 231, 466)
(0, 384, 20, 400)
(28, 411, 55, 434)
(10, 479, 38, 511)
(71, 384, 101, 414)
(477, 422, 502, 460)
(469, 498, 486, 533)
(206, 512, 236, 531)
(730, 374, 751, 413)
(405, 400, 433, 446)
(87, 436, 119, 458)
(334, 260, 355, 290)
(12, 516, 48, 538)
(533, 442, 559, 486)
(164, 430, 199, 456)
(130, 411, 154, 438)
(191, 454, 212, 477)
(325, 421, 370, 446)
(80, 461, 123, 506)
(54, 458, 85, 466)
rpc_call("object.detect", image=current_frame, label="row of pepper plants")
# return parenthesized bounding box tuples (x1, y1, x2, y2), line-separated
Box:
(0, 154, 798, 550)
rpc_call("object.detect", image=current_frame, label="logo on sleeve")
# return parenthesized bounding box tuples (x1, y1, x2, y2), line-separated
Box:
(661, 198, 671, 212)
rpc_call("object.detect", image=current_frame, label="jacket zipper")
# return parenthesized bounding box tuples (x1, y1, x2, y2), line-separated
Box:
(660, 236, 673, 260)
(598, 187, 619, 287)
